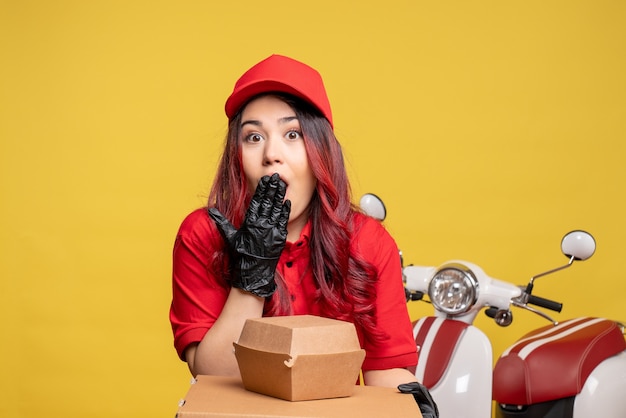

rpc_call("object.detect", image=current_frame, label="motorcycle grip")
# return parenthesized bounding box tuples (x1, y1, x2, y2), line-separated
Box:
(527, 295, 563, 312)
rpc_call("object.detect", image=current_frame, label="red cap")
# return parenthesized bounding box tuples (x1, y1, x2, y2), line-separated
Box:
(225, 54, 333, 128)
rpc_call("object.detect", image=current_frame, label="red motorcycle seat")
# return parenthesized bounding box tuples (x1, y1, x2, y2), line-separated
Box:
(493, 317, 626, 405)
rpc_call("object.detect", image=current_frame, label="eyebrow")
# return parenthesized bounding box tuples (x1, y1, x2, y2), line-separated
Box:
(240, 116, 299, 128)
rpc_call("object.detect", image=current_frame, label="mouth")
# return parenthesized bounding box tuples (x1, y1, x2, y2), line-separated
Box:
(266, 173, 288, 187)
(258, 173, 289, 200)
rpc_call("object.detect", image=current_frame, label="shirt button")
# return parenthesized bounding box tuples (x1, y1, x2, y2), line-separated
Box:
(286, 261, 293, 268)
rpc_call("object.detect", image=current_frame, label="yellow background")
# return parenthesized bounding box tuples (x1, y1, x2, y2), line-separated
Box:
(1, 1, 625, 416)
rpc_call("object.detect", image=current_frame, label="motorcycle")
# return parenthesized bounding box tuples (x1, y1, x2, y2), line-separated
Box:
(359, 193, 626, 418)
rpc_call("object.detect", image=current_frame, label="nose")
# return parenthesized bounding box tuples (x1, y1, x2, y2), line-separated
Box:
(262, 136, 283, 166)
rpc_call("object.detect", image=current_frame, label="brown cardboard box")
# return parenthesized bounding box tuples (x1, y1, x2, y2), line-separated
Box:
(176, 375, 422, 418)
(233, 315, 366, 401)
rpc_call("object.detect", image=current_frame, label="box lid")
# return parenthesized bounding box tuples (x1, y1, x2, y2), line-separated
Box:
(236, 315, 362, 356)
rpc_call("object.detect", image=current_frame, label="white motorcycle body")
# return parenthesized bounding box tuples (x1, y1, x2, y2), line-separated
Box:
(572, 351, 626, 417)
(404, 263, 519, 418)
(412, 316, 493, 418)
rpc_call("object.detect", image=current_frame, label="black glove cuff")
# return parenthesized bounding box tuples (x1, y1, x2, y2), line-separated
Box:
(232, 277, 276, 298)
(232, 257, 278, 298)
(398, 382, 439, 418)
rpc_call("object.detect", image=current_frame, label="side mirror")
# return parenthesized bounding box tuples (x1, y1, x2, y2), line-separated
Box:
(359, 193, 387, 221)
(561, 230, 596, 261)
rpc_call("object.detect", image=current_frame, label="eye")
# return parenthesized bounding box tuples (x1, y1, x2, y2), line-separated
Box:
(244, 133, 264, 143)
(285, 130, 302, 141)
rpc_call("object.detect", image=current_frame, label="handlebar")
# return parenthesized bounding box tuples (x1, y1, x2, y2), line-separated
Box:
(405, 288, 425, 302)
(484, 293, 563, 326)
(527, 295, 563, 313)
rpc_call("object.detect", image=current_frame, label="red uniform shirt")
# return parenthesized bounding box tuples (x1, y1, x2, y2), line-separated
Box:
(170, 208, 418, 371)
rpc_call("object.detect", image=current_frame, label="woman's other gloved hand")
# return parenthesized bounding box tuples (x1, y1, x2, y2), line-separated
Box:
(208, 173, 291, 298)
(398, 382, 439, 418)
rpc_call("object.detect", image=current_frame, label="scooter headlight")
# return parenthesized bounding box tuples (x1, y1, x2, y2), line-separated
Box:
(428, 263, 479, 315)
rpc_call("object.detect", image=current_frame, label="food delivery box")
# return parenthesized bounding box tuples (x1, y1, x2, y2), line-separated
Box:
(233, 315, 365, 401)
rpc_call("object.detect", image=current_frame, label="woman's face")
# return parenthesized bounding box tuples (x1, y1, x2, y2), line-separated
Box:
(240, 95, 317, 240)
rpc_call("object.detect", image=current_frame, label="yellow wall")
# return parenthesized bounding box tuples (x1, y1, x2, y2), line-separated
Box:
(1, 1, 624, 416)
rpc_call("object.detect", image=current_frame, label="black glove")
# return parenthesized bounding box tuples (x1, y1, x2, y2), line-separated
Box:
(398, 382, 439, 418)
(208, 173, 291, 298)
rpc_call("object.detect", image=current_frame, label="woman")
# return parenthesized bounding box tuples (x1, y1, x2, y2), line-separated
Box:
(170, 54, 420, 389)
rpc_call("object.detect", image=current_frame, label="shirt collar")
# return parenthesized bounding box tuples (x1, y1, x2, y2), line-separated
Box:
(285, 220, 311, 249)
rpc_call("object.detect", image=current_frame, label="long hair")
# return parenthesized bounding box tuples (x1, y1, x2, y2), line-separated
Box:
(207, 93, 382, 341)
